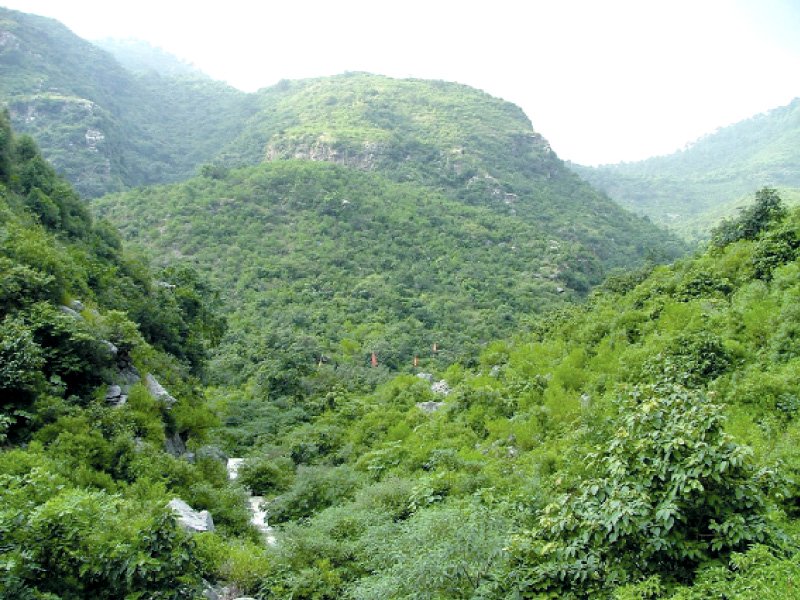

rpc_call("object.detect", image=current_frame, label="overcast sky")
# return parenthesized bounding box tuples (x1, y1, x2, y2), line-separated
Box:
(4, 0, 800, 165)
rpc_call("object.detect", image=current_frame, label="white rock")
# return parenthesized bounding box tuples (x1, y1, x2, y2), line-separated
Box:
(168, 498, 214, 533)
(146, 374, 177, 408)
(431, 380, 451, 396)
(416, 401, 445, 413)
(227, 457, 244, 480)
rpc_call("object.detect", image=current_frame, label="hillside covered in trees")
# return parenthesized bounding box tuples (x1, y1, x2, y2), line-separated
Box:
(216, 186, 800, 598)
(92, 148, 683, 382)
(573, 98, 800, 239)
(3, 5, 800, 599)
(0, 7, 258, 197)
(0, 111, 276, 597)
(5, 100, 800, 596)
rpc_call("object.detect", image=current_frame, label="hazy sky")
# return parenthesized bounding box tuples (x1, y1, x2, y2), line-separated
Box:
(4, 0, 800, 164)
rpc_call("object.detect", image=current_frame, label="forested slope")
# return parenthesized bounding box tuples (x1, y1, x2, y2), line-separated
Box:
(93, 155, 684, 406)
(0, 112, 272, 598)
(4, 93, 800, 598)
(574, 98, 800, 239)
(222, 189, 800, 598)
(0, 7, 258, 197)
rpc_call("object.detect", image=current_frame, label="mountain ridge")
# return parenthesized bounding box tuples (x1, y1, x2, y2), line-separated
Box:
(0, 6, 258, 196)
(572, 97, 800, 239)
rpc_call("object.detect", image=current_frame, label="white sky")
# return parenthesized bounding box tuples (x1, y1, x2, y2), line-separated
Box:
(4, 0, 800, 165)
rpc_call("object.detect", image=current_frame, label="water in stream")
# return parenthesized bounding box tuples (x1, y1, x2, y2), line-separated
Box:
(227, 458, 277, 546)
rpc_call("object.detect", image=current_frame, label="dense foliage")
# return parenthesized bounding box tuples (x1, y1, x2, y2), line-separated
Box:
(201, 190, 800, 598)
(4, 7, 800, 597)
(0, 112, 269, 598)
(0, 7, 258, 197)
(573, 98, 800, 239)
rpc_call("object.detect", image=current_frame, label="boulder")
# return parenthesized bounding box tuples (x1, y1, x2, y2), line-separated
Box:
(105, 384, 127, 407)
(146, 373, 177, 408)
(431, 380, 451, 396)
(58, 305, 82, 319)
(168, 498, 214, 533)
(165, 432, 187, 457)
(416, 372, 434, 382)
(101, 339, 119, 356)
(118, 365, 140, 386)
(416, 401, 445, 413)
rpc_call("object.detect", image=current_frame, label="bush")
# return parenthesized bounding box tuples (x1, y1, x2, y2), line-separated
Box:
(507, 383, 777, 597)
(712, 188, 786, 247)
(269, 465, 363, 524)
(239, 454, 295, 496)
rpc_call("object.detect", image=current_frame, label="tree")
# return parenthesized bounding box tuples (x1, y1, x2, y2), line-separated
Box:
(508, 383, 776, 596)
(712, 187, 786, 247)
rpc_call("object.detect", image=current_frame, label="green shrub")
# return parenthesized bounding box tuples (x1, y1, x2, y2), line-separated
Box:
(239, 454, 295, 496)
(507, 383, 777, 597)
(269, 465, 363, 524)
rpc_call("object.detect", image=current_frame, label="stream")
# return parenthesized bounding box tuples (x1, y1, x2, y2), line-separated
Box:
(227, 458, 277, 546)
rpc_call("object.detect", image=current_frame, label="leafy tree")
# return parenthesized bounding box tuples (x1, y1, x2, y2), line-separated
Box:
(712, 188, 787, 247)
(508, 383, 775, 596)
(0, 109, 12, 183)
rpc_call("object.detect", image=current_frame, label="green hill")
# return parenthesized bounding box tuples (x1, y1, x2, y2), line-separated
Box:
(94, 37, 203, 77)
(88, 70, 685, 450)
(0, 111, 275, 597)
(0, 7, 258, 197)
(224, 188, 800, 598)
(221, 73, 622, 225)
(573, 98, 800, 239)
(93, 156, 682, 390)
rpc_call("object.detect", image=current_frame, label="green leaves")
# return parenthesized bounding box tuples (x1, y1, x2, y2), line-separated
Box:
(712, 188, 788, 248)
(508, 384, 774, 596)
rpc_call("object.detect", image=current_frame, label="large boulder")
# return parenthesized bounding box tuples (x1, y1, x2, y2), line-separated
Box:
(146, 373, 177, 408)
(168, 498, 214, 532)
(431, 380, 451, 396)
(105, 384, 127, 407)
(416, 401, 445, 413)
(165, 431, 187, 457)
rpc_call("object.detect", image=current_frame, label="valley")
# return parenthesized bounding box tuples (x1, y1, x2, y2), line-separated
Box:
(1, 5, 800, 599)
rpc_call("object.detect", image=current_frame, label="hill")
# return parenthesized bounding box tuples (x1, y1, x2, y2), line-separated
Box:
(0, 7, 258, 197)
(573, 98, 800, 239)
(91, 72, 685, 391)
(0, 111, 274, 597)
(4, 37, 800, 592)
(221, 188, 800, 597)
(94, 37, 203, 77)
(221, 73, 624, 224)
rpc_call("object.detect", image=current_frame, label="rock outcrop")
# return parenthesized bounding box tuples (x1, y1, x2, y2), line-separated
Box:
(146, 373, 177, 408)
(165, 432, 188, 457)
(416, 401, 445, 413)
(168, 498, 214, 533)
(105, 384, 127, 407)
(430, 380, 451, 396)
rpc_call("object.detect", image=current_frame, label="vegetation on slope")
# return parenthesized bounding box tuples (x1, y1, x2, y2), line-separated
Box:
(0, 7, 258, 197)
(573, 98, 800, 239)
(92, 156, 683, 448)
(4, 95, 800, 596)
(219, 73, 676, 254)
(0, 112, 270, 598)
(213, 189, 800, 598)
(94, 37, 203, 77)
